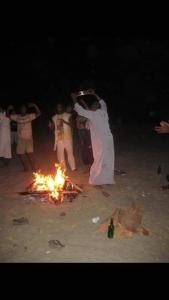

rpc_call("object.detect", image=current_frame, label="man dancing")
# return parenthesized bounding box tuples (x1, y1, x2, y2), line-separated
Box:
(71, 89, 115, 185)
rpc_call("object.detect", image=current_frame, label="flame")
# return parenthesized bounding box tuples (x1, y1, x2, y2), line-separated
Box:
(32, 164, 68, 202)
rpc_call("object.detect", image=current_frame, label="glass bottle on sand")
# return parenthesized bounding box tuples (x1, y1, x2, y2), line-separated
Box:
(107, 218, 114, 238)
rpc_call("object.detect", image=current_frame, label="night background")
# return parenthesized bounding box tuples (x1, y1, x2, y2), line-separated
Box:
(1, 29, 169, 263)
(1, 33, 169, 124)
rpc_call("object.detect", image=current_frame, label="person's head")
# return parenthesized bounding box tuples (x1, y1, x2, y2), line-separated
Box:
(66, 104, 73, 113)
(90, 101, 101, 111)
(10, 109, 16, 115)
(20, 104, 28, 115)
(56, 103, 64, 114)
(8, 105, 16, 115)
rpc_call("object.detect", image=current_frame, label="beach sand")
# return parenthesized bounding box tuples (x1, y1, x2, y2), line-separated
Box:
(0, 126, 169, 262)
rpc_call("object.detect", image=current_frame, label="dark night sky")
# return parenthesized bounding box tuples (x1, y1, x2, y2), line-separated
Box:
(1, 33, 169, 122)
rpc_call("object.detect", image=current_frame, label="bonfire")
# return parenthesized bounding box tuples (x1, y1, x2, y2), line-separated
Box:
(20, 164, 83, 204)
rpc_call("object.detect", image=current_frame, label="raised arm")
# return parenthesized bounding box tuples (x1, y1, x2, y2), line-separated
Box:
(86, 89, 107, 112)
(62, 115, 74, 128)
(79, 98, 89, 109)
(71, 93, 93, 120)
(28, 103, 41, 117)
(10, 114, 18, 122)
(88, 89, 102, 101)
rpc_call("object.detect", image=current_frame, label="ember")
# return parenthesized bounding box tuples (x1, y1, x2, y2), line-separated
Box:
(21, 164, 82, 204)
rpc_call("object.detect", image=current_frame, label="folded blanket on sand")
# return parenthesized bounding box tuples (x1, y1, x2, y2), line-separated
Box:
(99, 203, 149, 239)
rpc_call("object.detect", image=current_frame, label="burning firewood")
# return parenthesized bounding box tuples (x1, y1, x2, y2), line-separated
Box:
(20, 164, 83, 204)
(65, 179, 83, 193)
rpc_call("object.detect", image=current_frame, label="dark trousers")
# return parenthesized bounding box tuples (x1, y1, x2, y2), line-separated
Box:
(78, 129, 93, 165)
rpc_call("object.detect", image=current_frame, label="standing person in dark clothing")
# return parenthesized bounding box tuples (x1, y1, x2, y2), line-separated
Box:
(76, 99, 93, 172)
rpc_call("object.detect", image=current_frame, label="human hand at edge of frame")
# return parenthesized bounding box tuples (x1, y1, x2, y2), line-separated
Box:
(155, 121, 169, 134)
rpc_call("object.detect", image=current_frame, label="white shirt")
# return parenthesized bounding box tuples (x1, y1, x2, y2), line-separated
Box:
(11, 113, 36, 140)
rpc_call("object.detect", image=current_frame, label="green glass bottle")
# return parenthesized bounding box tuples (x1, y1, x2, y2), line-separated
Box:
(107, 218, 114, 238)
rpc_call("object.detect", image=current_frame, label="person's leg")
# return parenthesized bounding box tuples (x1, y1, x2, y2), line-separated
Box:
(11, 131, 17, 155)
(78, 130, 88, 165)
(83, 130, 94, 166)
(14, 132, 18, 145)
(64, 139, 76, 171)
(86, 131, 94, 165)
(89, 135, 115, 185)
(91, 136, 115, 185)
(19, 154, 29, 171)
(17, 138, 29, 171)
(11, 132, 14, 145)
(79, 130, 93, 173)
(112, 136, 115, 179)
(79, 130, 90, 173)
(26, 139, 37, 171)
(27, 152, 36, 171)
(57, 141, 66, 169)
(0, 157, 10, 166)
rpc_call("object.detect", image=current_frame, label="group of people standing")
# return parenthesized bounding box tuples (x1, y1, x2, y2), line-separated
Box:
(49, 89, 115, 185)
(0, 103, 41, 171)
(1, 89, 168, 186)
(0, 90, 116, 186)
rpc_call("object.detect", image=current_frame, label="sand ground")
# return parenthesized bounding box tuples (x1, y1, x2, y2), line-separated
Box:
(0, 126, 169, 262)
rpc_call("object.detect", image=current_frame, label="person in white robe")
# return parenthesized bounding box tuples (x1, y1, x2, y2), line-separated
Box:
(0, 108, 11, 164)
(71, 89, 115, 185)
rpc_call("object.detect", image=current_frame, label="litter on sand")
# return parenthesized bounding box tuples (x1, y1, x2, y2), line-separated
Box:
(92, 217, 100, 224)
